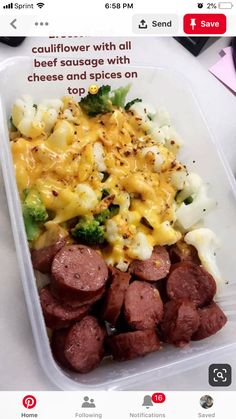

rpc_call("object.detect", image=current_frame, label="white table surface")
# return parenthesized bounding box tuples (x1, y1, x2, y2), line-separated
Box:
(0, 36, 236, 391)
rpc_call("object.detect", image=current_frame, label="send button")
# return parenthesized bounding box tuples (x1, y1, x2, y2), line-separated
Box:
(133, 14, 179, 34)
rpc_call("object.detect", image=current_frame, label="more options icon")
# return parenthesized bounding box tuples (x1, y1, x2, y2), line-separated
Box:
(209, 364, 232, 387)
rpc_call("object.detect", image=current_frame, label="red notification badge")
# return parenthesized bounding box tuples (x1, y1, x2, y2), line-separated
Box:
(152, 393, 166, 403)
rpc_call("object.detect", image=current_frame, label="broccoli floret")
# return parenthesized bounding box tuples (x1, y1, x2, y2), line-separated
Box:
(22, 208, 42, 242)
(125, 98, 142, 110)
(23, 188, 48, 222)
(94, 209, 110, 224)
(79, 84, 133, 116)
(22, 188, 48, 241)
(110, 85, 130, 108)
(71, 203, 119, 245)
(80, 85, 113, 116)
(72, 217, 105, 245)
(95, 204, 119, 224)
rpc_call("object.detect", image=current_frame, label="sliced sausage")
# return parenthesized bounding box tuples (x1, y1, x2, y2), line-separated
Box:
(155, 278, 169, 303)
(124, 281, 163, 330)
(31, 237, 67, 274)
(168, 242, 200, 265)
(51, 245, 108, 306)
(39, 285, 90, 329)
(51, 328, 71, 368)
(192, 302, 227, 341)
(106, 330, 160, 361)
(129, 246, 171, 282)
(167, 262, 216, 307)
(64, 316, 106, 373)
(101, 267, 131, 325)
(160, 299, 199, 347)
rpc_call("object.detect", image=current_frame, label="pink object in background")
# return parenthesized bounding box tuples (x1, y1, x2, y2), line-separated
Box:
(209, 46, 236, 94)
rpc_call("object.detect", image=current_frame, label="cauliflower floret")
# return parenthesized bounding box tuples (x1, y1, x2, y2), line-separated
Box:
(35, 107, 57, 134)
(47, 120, 74, 148)
(12, 96, 35, 124)
(141, 145, 163, 172)
(160, 125, 183, 151)
(149, 123, 183, 151)
(116, 260, 129, 272)
(155, 221, 181, 245)
(130, 102, 156, 131)
(114, 192, 130, 212)
(153, 107, 171, 127)
(36, 99, 63, 134)
(149, 124, 166, 144)
(93, 142, 107, 172)
(76, 184, 98, 212)
(126, 232, 153, 261)
(176, 173, 203, 203)
(12, 96, 44, 138)
(12, 96, 63, 138)
(130, 103, 183, 152)
(176, 184, 215, 231)
(184, 228, 224, 288)
(105, 219, 120, 245)
(40, 99, 63, 112)
(171, 170, 188, 190)
(63, 109, 76, 122)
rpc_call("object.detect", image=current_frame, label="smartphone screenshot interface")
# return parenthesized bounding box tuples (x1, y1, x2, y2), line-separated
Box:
(0, 1, 235, 418)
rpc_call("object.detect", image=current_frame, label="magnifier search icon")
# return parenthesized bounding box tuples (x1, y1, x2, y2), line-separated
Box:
(216, 371, 224, 379)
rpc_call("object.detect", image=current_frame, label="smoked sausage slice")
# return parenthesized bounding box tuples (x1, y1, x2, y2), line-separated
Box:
(124, 281, 163, 330)
(129, 246, 171, 282)
(102, 267, 131, 325)
(106, 330, 160, 361)
(64, 316, 106, 373)
(40, 285, 90, 329)
(160, 299, 199, 347)
(51, 245, 108, 306)
(192, 302, 227, 341)
(51, 328, 71, 368)
(168, 242, 200, 265)
(31, 237, 67, 273)
(167, 262, 216, 307)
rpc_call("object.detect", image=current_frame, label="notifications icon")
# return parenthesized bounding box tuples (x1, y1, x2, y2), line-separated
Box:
(22, 395, 37, 409)
(142, 395, 153, 409)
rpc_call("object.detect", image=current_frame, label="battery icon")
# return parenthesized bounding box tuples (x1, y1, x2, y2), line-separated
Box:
(218, 2, 234, 8)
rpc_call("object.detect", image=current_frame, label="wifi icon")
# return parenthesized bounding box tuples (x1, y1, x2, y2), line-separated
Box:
(37, 2, 45, 8)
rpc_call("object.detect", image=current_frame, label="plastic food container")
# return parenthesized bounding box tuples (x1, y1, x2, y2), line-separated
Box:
(0, 57, 236, 390)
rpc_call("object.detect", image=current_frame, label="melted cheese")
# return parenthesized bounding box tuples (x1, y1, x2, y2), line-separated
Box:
(11, 96, 185, 267)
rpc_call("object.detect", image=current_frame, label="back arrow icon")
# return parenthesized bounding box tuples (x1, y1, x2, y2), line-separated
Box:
(10, 19, 17, 29)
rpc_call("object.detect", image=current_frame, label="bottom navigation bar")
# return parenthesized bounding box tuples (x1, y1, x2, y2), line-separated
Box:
(0, 391, 235, 419)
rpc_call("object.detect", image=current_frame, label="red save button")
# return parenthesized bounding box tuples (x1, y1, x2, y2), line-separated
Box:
(183, 14, 226, 34)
